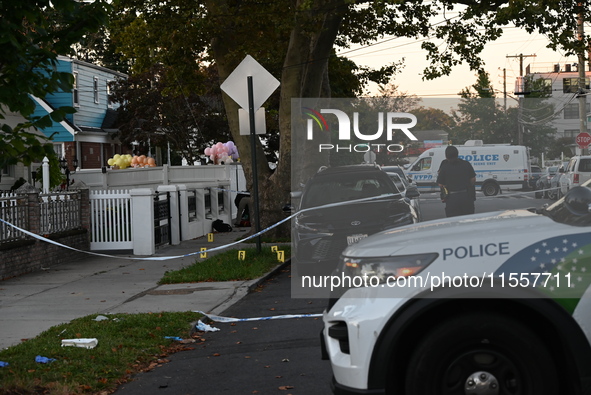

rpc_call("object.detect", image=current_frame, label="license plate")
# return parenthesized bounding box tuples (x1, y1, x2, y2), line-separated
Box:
(347, 233, 368, 245)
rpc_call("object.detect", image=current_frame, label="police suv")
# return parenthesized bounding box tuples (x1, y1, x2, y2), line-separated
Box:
(322, 182, 591, 395)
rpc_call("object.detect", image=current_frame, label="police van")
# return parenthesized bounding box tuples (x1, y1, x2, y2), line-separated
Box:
(322, 182, 591, 395)
(406, 141, 530, 196)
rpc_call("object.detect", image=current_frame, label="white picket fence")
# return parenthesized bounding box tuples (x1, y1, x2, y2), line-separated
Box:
(89, 190, 132, 250)
(88, 185, 231, 254)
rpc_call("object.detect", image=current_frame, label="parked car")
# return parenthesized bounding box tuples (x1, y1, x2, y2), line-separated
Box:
(291, 165, 418, 275)
(548, 163, 569, 200)
(563, 156, 591, 194)
(529, 164, 543, 190)
(535, 166, 559, 198)
(323, 181, 591, 395)
(381, 165, 415, 185)
(384, 171, 422, 222)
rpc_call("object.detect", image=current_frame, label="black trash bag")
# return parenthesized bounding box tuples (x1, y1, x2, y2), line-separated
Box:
(212, 219, 233, 232)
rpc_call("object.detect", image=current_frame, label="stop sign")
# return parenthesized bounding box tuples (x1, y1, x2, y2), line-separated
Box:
(576, 132, 591, 149)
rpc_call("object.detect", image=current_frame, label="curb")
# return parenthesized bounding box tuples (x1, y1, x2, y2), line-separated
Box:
(191, 259, 292, 332)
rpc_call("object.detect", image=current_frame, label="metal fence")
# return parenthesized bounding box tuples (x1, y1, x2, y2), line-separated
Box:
(0, 191, 83, 244)
(154, 191, 171, 247)
(0, 193, 28, 244)
(39, 192, 82, 235)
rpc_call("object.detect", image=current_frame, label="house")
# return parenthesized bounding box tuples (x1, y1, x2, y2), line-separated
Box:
(515, 63, 591, 140)
(2, 57, 129, 190)
(31, 56, 129, 170)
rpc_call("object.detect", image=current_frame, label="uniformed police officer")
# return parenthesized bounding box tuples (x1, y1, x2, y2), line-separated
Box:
(437, 145, 476, 217)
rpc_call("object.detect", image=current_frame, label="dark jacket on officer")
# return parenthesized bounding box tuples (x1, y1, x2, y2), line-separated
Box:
(437, 145, 476, 217)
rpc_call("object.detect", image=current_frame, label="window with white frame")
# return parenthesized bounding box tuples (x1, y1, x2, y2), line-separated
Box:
(1, 165, 13, 180)
(73, 72, 79, 107)
(563, 77, 590, 93)
(106, 80, 113, 107)
(564, 103, 591, 119)
(53, 144, 63, 159)
(93, 76, 99, 104)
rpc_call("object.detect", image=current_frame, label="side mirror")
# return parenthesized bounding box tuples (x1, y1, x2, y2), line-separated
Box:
(282, 204, 295, 213)
(559, 167, 565, 173)
(406, 186, 421, 199)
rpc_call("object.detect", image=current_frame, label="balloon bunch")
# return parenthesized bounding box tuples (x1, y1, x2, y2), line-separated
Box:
(204, 141, 239, 164)
(106, 154, 156, 169)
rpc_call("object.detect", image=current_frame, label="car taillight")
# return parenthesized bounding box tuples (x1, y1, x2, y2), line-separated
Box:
(524, 169, 528, 180)
(574, 173, 579, 184)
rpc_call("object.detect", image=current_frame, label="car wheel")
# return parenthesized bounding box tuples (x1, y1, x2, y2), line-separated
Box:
(404, 312, 559, 395)
(482, 182, 499, 196)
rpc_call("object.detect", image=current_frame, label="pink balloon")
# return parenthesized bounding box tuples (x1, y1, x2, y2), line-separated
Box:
(215, 142, 224, 149)
(204, 147, 211, 155)
(210, 146, 218, 155)
(210, 154, 216, 161)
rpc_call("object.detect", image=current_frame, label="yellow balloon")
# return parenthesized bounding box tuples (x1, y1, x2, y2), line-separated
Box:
(107, 158, 115, 166)
(113, 154, 121, 160)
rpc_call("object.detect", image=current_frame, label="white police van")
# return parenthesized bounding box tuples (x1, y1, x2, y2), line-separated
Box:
(322, 182, 591, 395)
(406, 141, 530, 196)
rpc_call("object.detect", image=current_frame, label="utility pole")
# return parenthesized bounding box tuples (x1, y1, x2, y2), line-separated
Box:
(507, 54, 536, 146)
(506, 54, 537, 78)
(503, 68, 507, 111)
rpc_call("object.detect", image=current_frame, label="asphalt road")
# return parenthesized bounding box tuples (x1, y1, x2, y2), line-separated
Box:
(114, 265, 332, 395)
(114, 189, 553, 395)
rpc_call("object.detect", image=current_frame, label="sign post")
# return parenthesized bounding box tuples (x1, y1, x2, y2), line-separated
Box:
(220, 56, 280, 252)
(247, 76, 262, 252)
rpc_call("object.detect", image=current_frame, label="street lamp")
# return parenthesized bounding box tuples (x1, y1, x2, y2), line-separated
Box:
(59, 157, 78, 190)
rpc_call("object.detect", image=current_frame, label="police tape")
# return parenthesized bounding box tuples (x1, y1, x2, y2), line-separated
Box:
(0, 215, 292, 261)
(0, 193, 394, 261)
(195, 310, 322, 323)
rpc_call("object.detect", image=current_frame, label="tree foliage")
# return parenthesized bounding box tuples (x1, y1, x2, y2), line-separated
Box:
(451, 72, 557, 158)
(109, 63, 231, 164)
(104, 0, 590, 236)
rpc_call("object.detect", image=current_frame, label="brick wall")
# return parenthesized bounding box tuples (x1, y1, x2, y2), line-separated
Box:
(0, 189, 90, 280)
(0, 231, 88, 280)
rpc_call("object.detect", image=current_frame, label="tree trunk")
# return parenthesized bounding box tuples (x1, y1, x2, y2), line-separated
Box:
(208, 0, 347, 239)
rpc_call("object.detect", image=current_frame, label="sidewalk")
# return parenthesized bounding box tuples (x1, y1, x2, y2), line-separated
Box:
(0, 227, 277, 350)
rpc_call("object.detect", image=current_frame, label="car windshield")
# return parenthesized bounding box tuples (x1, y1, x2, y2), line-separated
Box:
(301, 172, 398, 208)
(386, 173, 405, 192)
(543, 179, 591, 226)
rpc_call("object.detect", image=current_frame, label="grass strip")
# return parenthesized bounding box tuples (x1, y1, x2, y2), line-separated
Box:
(159, 246, 291, 284)
(0, 312, 199, 395)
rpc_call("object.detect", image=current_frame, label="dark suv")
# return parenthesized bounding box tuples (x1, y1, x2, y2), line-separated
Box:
(292, 165, 418, 274)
